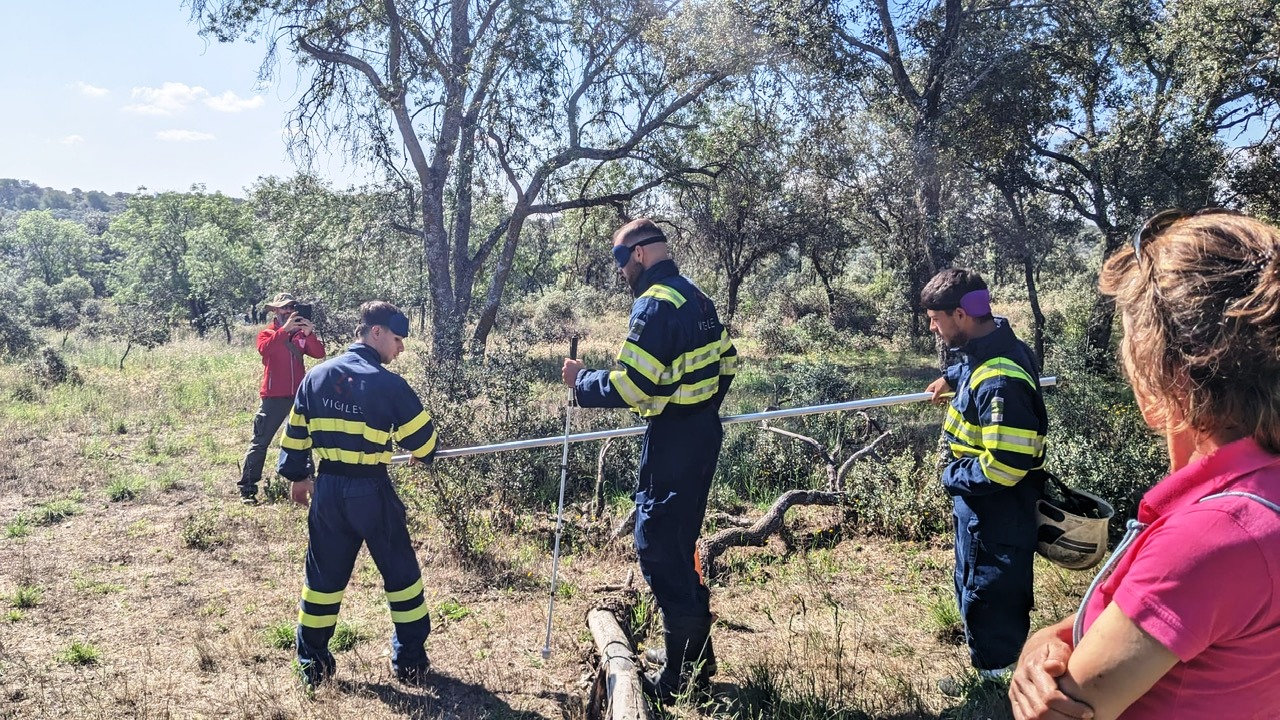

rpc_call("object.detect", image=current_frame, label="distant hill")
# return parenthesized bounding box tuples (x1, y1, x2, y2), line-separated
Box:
(0, 178, 131, 217)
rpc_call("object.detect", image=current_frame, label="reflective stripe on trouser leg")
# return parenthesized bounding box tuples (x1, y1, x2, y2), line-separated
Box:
(352, 479, 430, 671)
(296, 474, 363, 674)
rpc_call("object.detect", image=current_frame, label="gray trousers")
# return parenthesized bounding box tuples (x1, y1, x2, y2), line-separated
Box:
(238, 396, 295, 496)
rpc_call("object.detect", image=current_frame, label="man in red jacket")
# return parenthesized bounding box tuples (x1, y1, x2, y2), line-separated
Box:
(238, 292, 326, 505)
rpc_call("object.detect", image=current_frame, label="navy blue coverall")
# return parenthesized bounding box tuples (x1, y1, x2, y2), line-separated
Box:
(941, 318, 1047, 670)
(575, 260, 737, 632)
(278, 343, 438, 683)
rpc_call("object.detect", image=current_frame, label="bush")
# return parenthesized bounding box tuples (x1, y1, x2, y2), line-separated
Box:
(0, 304, 35, 359)
(844, 449, 950, 542)
(25, 346, 82, 385)
(181, 510, 229, 550)
(1045, 376, 1166, 532)
(527, 288, 582, 342)
(755, 306, 802, 355)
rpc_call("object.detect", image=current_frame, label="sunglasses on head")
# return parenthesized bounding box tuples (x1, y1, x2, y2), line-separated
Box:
(612, 234, 665, 269)
(1132, 207, 1242, 266)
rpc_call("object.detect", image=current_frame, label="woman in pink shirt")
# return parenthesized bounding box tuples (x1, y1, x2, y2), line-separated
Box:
(1009, 210, 1280, 720)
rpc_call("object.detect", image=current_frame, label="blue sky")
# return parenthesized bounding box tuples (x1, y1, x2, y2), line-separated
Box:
(0, 2, 372, 197)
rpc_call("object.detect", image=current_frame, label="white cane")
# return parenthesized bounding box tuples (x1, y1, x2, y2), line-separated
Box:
(542, 335, 578, 660)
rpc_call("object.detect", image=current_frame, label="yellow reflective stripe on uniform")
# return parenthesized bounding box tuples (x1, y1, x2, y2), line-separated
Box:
(618, 341, 664, 384)
(978, 452, 1027, 486)
(720, 354, 738, 375)
(641, 284, 687, 307)
(310, 417, 391, 445)
(281, 434, 312, 450)
(668, 376, 720, 405)
(298, 611, 338, 628)
(950, 442, 984, 458)
(409, 431, 437, 458)
(301, 586, 344, 605)
(385, 578, 423, 603)
(390, 604, 430, 624)
(393, 411, 431, 441)
(663, 336, 725, 384)
(313, 447, 394, 465)
(944, 406, 982, 445)
(282, 409, 313, 450)
(969, 358, 1036, 391)
(982, 425, 1045, 455)
(620, 330, 733, 389)
(610, 369, 649, 408)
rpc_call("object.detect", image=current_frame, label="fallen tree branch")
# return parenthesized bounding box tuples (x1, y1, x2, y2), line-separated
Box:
(697, 489, 846, 580)
(586, 607, 651, 720)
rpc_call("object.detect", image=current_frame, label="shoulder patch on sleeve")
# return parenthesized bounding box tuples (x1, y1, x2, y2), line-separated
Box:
(626, 318, 646, 342)
(991, 395, 1004, 423)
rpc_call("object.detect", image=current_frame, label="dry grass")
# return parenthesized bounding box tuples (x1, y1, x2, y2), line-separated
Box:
(0, 329, 1092, 719)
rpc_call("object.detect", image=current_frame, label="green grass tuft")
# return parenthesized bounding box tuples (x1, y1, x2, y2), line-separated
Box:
(10, 585, 42, 609)
(106, 475, 146, 502)
(265, 621, 295, 650)
(57, 641, 101, 666)
(328, 621, 368, 652)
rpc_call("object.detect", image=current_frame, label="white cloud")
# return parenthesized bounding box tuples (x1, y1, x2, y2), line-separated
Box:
(60, 135, 85, 145)
(72, 81, 109, 98)
(204, 91, 265, 113)
(125, 82, 208, 115)
(156, 129, 216, 142)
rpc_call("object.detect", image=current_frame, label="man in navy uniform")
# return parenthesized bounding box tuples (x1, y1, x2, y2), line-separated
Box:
(278, 301, 438, 687)
(921, 269, 1047, 694)
(562, 218, 737, 701)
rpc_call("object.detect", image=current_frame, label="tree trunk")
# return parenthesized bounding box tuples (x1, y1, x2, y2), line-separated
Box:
(472, 210, 529, 352)
(725, 273, 743, 330)
(1084, 227, 1127, 372)
(1023, 256, 1045, 363)
(118, 341, 133, 371)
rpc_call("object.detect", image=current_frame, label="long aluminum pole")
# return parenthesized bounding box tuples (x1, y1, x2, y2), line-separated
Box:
(390, 376, 1058, 464)
(541, 336, 577, 660)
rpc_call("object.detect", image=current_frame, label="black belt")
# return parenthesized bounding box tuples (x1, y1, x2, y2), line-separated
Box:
(317, 460, 390, 479)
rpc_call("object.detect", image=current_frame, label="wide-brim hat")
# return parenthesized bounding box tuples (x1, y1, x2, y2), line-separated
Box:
(264, 292, 297, 310)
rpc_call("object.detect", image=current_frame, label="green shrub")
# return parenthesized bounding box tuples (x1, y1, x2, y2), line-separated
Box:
(10, 585, 41, 609)
(0, 304, 36, 358)
(844, 449, 950, 542)
(106, 476, 145, 502)
(328, 621, 368, 652)
(4, 516, 31, 538)
(30, 498, 82, 526)
(57, 641, 100, 666)
(265, 621, 295, 650)
(25, 346, 82, 386)
(181, 510, 228, 550)
(1045, 377, 1166, 532)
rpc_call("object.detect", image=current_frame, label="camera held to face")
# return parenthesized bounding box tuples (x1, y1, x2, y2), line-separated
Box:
(292, 303, 313, 320)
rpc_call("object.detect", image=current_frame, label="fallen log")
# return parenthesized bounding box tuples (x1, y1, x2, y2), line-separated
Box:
(697, 488, 846, 580)
(586, 606, 651, 720)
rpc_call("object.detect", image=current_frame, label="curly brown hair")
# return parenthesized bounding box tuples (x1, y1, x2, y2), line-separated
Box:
(1099, 211, 1280, 453)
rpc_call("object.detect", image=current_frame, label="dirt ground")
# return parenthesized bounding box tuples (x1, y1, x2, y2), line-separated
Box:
(0, 339, 1090, 719)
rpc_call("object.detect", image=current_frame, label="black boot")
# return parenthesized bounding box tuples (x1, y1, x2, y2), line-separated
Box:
(642, 636, 716, 685)
(641, 615, 715, 703)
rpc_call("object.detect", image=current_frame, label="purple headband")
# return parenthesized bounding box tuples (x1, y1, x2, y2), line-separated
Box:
(959, 289, 991, 316)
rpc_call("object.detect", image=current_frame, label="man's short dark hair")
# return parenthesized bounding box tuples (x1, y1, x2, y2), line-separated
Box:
(921, 268, 988, 313)
(356, 301, 410, 338)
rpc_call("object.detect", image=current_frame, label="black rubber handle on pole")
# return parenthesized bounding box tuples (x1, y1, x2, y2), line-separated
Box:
(569, 335, 578, 360)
